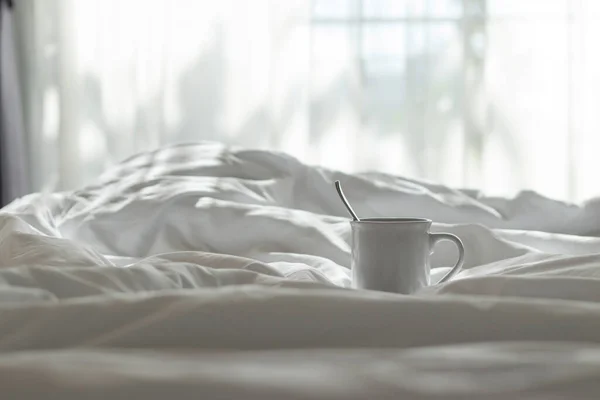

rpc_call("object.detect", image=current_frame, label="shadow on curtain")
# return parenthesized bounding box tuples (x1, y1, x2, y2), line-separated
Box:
(0, 0, 29, 206)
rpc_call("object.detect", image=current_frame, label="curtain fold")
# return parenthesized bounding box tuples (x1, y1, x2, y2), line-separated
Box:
(0, 0, 29, 206)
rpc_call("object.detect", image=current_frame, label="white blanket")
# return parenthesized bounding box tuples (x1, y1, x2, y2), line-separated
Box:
(2, 142, 600, 399)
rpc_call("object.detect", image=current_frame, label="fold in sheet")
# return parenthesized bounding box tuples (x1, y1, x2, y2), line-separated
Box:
(2, 142, 600, 398)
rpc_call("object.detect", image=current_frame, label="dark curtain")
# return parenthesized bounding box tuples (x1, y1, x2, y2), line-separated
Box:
(0, 0, 28, 207)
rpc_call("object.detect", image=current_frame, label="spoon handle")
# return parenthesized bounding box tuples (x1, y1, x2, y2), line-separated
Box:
(334, 180, 360, 221)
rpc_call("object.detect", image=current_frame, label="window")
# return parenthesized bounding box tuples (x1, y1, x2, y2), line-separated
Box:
(310, 0, 600, 201)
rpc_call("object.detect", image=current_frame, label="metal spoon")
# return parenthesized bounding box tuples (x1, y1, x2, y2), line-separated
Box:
(334, 180, 360, 221)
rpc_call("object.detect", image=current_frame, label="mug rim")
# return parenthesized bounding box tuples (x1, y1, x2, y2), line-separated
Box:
(350, 217, 431, 224)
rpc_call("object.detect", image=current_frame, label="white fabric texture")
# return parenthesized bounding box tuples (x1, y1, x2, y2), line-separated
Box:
(14, 0, 600, 201)
(3, 142, 600, 398)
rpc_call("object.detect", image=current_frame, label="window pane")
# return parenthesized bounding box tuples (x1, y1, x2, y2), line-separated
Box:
(428, 0, 462, 18)
(361, 22, 462, 178)
(363, 0, 462, 18)
(313, 0, 359, 19)
(487, 0, 568, 17)
(362, 26, 407, 132)
(363, 0, 418, 18)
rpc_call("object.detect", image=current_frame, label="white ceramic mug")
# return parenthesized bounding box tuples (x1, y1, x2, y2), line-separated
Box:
(351, 218, 464, 294)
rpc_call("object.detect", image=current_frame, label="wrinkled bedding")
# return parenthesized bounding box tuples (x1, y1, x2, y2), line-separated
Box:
(2, 142, 600, 399)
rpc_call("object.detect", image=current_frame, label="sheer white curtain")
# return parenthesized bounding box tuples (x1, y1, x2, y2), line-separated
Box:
(14, 0, 600, 201)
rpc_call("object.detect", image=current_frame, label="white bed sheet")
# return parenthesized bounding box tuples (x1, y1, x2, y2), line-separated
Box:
(2, 142, 600, 399)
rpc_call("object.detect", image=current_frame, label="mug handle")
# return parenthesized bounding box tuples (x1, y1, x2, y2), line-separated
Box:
(429, 233, 465, 284)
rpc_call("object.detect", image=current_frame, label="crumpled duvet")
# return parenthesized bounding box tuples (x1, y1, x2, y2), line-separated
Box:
(2, 141, 600, 399)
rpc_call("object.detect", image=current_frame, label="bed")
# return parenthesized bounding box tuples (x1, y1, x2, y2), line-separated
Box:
(2, 141, 600, 399)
